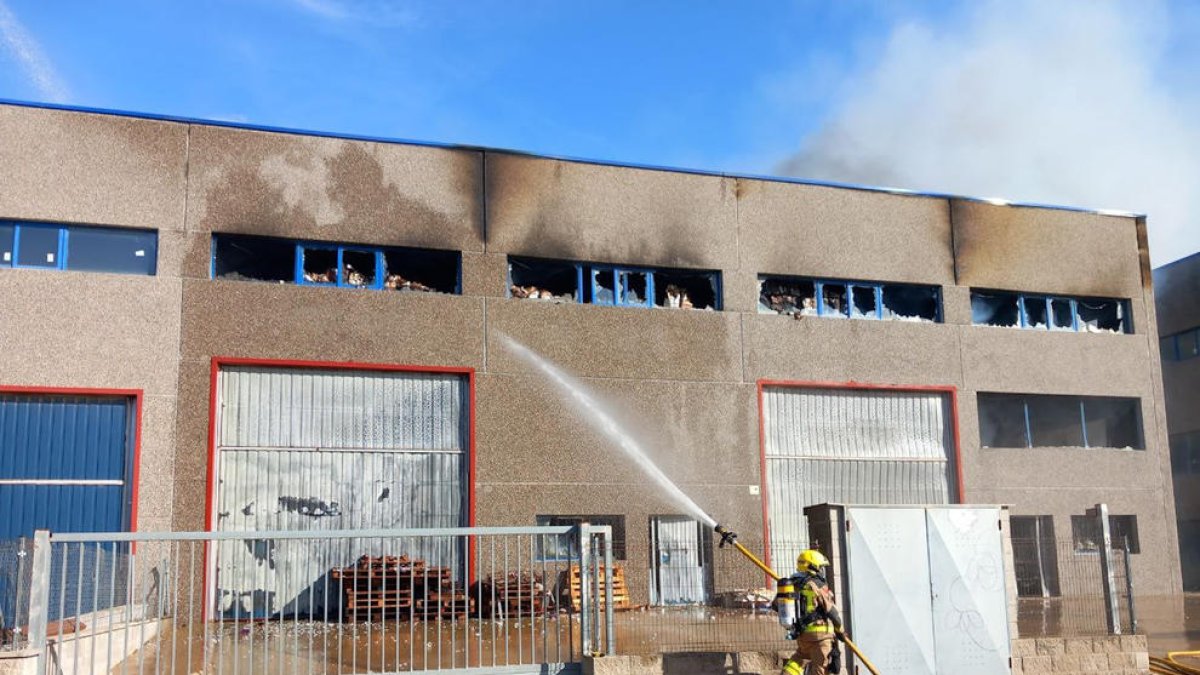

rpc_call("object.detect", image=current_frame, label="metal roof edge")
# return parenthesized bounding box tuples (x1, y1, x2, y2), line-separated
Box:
(0, 96, 1145, 220)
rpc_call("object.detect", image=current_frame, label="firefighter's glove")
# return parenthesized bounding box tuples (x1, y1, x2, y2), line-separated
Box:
(717, 528, 738, 549)
(835, 629, 849, 643)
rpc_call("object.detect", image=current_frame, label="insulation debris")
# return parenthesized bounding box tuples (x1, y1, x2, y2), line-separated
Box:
(385, 273, 435, 292)
(509, 284, 574, 301)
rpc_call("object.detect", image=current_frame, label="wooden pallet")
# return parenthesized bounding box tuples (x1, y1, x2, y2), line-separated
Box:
(335, 555, 461, 622)
(567, 564, 630, 611)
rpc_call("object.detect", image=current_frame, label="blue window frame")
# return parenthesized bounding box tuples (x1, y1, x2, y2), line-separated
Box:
(212, 233, 461, 293)
(972, 290, 1130, 334)
(759, 275, 941, 322)
(0, 220, 157, 275)
(507, 256, 722, 310)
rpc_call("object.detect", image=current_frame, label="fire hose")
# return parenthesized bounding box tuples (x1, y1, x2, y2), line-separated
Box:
(714, 524, 882, 675)
(1151, 652, 1200, 674)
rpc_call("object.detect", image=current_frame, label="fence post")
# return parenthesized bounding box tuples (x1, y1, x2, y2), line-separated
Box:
(29, 530, 51, 675)
(1091, 503, 1122, 635)
(579, 523, 592, 656)
(1123, 543, 1138, 633)
(603, 526, 615, 656)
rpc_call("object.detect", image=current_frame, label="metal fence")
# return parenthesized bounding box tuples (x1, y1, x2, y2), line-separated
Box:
(12, 525, 614, 674)
(0, 537, 32, 650)
(1013, 537, 1138, 638)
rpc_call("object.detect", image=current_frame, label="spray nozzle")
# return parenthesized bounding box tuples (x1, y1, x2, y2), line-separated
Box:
(715, 524, 738, 549)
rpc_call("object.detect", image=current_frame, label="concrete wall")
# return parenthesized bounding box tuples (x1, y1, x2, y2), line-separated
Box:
(0, 102, 1181, 602)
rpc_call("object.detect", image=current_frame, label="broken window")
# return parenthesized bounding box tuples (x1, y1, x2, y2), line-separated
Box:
(590, 268, 617, 305)
(881, 285, 940, 322)
(851, 286, 878, 318)
(977, 393, 1029, 448)
(1082, 397, 1142, 449)
(758, 277, 816, 316)
(213, 235, 294, 282)
(1076, 299, 1125, 333)
(972, 290, 1130, 334)
(212, 233, 461, 293)
(300, 246, 338, 285)
(509, 256, 579, 301)
(759, 275, 941, 322)
(1071, 514, 1139, 554)
(1050, 298, 1075, 331)
(535, 515, 627, 560)
(1027, 396, 1084, 447)
(341, 249, 378, 288)
(1022, 296, 1049, 329)
(17, 225, 59, 268)
(383, 248, 459, 293)
(655, 270, 719, 310)
(971, 291, 1020, 327)
(819, 282, 848, 318)
(620, 270, 651, 307)
(977, 393, 1143, 449)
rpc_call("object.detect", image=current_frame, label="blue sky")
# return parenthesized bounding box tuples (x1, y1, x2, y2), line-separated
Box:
(1, 0, 1198, 264)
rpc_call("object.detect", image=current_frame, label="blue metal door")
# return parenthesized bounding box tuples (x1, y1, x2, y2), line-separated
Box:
(0, 394, 134, 627)
(0, 394, 134, 537)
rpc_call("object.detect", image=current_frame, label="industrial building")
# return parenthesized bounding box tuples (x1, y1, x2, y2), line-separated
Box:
(0, 99, 1181, 614)
(1156, 252, 1200, 590)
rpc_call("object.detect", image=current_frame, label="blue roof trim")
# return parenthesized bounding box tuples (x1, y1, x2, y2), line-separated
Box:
(0, 97, 1145, 219)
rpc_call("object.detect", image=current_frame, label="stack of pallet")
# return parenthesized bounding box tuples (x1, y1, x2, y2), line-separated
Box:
(487, 571, 549, 617)
(333, 555, 471, 622)
(567, 564, 630, 612)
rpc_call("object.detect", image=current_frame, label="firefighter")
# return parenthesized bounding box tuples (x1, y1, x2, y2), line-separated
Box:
(780, 549, 845, 675)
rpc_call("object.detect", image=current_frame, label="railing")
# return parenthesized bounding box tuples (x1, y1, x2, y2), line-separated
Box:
(14, 525, 614, 674)
(1013, 536, 1138, 638)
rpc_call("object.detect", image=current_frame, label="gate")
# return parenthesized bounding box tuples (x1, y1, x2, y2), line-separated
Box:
(20, 525, 615, 674)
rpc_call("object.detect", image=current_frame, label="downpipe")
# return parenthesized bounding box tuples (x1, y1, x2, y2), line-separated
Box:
(714, 524, 882, 675)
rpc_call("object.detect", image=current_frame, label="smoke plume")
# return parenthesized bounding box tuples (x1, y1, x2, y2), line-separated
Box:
(780, 0, 1199, 266)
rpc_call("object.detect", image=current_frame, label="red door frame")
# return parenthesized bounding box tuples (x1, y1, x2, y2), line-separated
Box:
(755, 379, 964, 574)
(0, 385, 144, 534)
(203, 356, 477, 620)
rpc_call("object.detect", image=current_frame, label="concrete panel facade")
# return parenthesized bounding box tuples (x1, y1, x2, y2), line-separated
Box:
(0, 102, 1182, 605)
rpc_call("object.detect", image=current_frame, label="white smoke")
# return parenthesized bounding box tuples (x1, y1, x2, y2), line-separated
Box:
(0, 0, 69, 103)
(780, 0, 1199, 266)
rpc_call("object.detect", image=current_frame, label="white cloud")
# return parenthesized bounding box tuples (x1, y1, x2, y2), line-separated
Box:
(779, 0, 1200, 266)
(0, 0, 69, 103)
(286, 0, 417, 28)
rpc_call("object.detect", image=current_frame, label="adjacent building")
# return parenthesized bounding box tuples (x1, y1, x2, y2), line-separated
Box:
(0, 100, 1182, 613)
(1156, 252, 1200, 590)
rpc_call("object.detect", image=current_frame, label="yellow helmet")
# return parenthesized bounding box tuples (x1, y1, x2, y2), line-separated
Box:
(796, 549, 830, 575)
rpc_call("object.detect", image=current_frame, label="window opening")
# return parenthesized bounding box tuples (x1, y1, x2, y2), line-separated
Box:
(978, 393, 1029, 448)
(591, 268, 617, 305)
(818, 282, 848, 317)
(213, 235, 294, 282)
(1023, 296, 1049, 329)
(67, 227, 157, 275)
(1027, 396, 1085, 447)
(620, 270, 651, 307)
(509, 257, 579, 301)
(1082, 398, 1142, 449)
(17, 225, 60, 268)
(1050, 298, 1075, 331)
(971, 291, 1020, 328)
(1011, 516, 1060, 597)
(535, 515, 627, 560)
(1076, 299, 1124, 333)
(758, 278, 816, 316)
(300, 246, 337, 284)
(1071, 514, 1139, 554)
(0, 223, 12, 266)
(382, 248, 458, 293)
(881, 285, 939, 322)
(851, 286, 878, 319)
(655, 270, 718, 310)
(341, 249, 378, 288)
